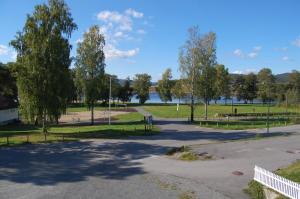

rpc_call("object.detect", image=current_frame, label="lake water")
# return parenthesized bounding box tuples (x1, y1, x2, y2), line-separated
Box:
(131, 92, 263, 104)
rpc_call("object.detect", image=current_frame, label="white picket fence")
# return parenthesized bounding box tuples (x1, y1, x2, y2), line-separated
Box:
(254, 165, 300, 199)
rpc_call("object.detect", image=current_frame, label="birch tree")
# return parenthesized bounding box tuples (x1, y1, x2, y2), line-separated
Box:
(10, 0, 77, 132)
(76, 25, 105, 125)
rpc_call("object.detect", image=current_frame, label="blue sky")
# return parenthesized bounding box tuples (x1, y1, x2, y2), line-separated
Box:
(1, 0, 300, 81)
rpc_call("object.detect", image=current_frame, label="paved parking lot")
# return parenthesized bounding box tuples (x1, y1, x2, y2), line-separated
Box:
(1, 122, 300, 199)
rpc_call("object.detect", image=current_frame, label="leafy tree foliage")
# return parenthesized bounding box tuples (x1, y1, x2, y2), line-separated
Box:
(10, 0, 77, 131)
(118, 77, 133, 103)
(172, 79, 187, 103)
(287, 70, 300, 105)
(133, 73, 151, 104)
(75, 25, 105, 125)
(244, 73, 257, 103)
(0, 62, 18, 102)
(213, 64, 231, 104)
(157, 68, 173, 103)
(232, 75, 247, 103)
(257, 68, 276, 103)
(110, 75, 121, 102)
(179, 26, 217, 121)
(194, 32, 217, 120)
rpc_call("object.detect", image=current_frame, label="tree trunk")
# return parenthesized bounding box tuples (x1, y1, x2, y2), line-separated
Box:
(42, 109, 47, 134)
(204, 100, 208, 120)
(190, 95, 194, 122)
(91, 101, 94, 125)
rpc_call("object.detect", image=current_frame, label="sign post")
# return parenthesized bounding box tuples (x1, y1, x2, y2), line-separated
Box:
(176, 103, 179, 118)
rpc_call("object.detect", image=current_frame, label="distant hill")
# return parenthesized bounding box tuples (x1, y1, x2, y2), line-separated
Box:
(123, 72, 291, 87)
(229, 73, 290, 84)
(274, 73, 289, 83)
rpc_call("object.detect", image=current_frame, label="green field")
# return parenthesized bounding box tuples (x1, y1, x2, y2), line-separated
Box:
(0, 112, 158, 146)
(194, 118, 299, 130)
(142, 104, 300, 119)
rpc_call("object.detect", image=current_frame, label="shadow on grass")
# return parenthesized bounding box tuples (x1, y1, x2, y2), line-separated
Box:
(53, 128, 159, 139)
(0, 124, 40, 136)
(55, 120, 145, 127)
(0, 141, 170, 185)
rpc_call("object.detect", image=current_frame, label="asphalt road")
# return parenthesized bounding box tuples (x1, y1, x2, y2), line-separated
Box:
(1, 117, 300, 199)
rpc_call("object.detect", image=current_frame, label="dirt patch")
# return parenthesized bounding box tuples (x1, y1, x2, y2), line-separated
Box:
(59, 110, 129, 123)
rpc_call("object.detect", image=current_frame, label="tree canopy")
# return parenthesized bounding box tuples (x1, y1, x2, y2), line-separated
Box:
(133, 73, 151, 104)
(157, 68, 173, 103)
(75, 25, 105, 125)
(10, 0, 77, 131)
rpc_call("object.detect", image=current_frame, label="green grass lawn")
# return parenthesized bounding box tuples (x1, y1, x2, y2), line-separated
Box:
(245, 160, 300, 199)
(142, 104, 300, 119)
(0, 112, 158, 146)
(194, 117, 300, 130)
(66, 102, 136, 112)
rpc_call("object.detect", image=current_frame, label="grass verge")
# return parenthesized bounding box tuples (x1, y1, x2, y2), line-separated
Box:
(0, 112, 159, 147)
(245, 160, 300, 199)
(194, 117, 300, 130)
(142, 104, 300, 119)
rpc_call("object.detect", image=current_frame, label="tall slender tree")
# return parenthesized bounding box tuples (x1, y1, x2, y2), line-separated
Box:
(195, 32, 217, 120)
(244, 73, 257, 103)
(76, 25, 105, 125)
(232, 75, 247, 103)
(257, 68, 276, 103)
(172, 79, 186, 104)
(179, 27, 199, 122)
(133, 73, 151, 104)
(119, 77, 133, 103)
(213, 64, 230, 104)
(10, 0, 77, 132)
(287, 70, 300, 105)
(157, 68, 173, 103)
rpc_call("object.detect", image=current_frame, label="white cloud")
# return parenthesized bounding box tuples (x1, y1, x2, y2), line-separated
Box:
(0, 45, 8, 55)
(95, 9, 146, 60)
(137, 29, 146, 34)
(247, 52, 258, 58)
(105, 44, 139, 59)
(233, 49, 243, 57)
(282, 56, 289, 61)
(10, 51, 17, 60)
(0, 45, 17, 61)
(292, 37, 300, 47)
(274, 47, 288, 52)
(125, 8, 144, 18)
(232, 70, 243, 74)
(97, 9, 144, 32)
(232, 69, 257, 74)
(233, 46, 261, 59)
(253, 46, 262, 51)
(97, 10, 133, 31)
(75, 38, 83, 44)
(114, 31, 124, 38)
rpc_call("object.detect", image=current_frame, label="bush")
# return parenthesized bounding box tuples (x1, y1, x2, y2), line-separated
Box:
(165, 146, 188, 156)
(244, 180, 265, 199)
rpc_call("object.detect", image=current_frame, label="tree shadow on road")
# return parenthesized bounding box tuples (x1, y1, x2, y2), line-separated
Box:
(0, 141, 170, 185)
(131, 119, 296, 141)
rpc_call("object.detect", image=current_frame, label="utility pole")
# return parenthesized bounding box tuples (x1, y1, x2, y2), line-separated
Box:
(267, 99, 270, 133)
(231, 97, 234, 114)
(109, 76, 111, 125)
